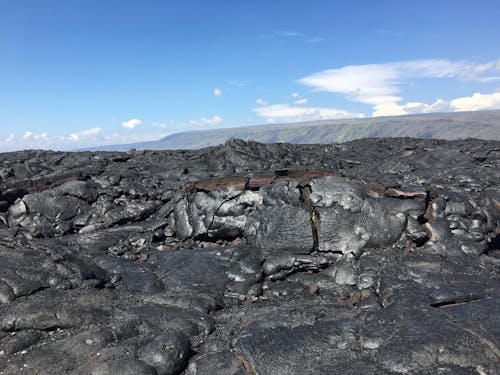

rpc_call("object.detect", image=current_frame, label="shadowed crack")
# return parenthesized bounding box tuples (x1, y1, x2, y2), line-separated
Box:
(485, 233, 500, 255)
(430, 296, 483, 308)
(299, 184, 320, 252)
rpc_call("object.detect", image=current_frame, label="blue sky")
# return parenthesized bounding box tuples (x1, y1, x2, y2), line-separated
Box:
(1, 0, 500, 151)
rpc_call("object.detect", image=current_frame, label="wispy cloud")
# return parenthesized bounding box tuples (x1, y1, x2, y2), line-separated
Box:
(121, 118, 143, 129)
(299, 59, 500, 112)
(306, 37, 325, 43)
(256, 98, 268, 106)
(213, 88, 223, 96)
(201, 115, 223, 126)
(461, 60, 500, 81)
(291, 92, 308, 105)
(261, 30, 305, 38)
(189, 115, 223, 126)
(254, 103, 364, 123)
(152, 122, 167, 129)
(261, 30, 324, 44)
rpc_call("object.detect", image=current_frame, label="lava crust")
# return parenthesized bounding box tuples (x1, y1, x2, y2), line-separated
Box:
(0, 138, 498, 374)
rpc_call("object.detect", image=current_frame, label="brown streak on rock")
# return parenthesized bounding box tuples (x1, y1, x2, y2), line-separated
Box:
(192, 176, 249, 192)
(194, 169, 342, 192)
(232, 348, 257, 375)
(385, 188, 427, 199)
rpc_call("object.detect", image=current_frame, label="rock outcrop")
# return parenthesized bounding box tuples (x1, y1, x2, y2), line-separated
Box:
(0, 138, 498, 374)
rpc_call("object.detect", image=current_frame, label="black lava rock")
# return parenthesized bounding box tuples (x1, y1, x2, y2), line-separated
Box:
(0, 138, 498, 374)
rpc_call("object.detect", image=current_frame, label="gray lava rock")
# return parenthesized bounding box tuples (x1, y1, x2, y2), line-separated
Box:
(0, 138, 498, 374)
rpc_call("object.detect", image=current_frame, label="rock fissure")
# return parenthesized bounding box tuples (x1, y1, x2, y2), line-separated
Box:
(298, 184, 321, 252)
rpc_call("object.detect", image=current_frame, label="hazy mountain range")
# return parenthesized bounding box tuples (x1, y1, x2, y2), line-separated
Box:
(81, 110, 500, 151)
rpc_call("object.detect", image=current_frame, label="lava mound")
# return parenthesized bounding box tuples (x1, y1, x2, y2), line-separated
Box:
(0, 138, 498, 374)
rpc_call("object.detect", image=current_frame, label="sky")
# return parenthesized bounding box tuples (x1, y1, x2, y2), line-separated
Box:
(1, 0, 500, 151)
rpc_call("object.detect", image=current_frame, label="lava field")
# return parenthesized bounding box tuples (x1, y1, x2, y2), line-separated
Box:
(0, 138, 498, 374)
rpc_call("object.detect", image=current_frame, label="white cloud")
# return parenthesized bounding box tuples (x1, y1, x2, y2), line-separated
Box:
(299, 63, 407, 105)
(121, 118, 142, 129)
(372, 92, 500, 117)
(213, 88, 223, 96)
(22, 131, 49, 141)
(460, 60, 500, 81)
(189, 115, 223, 127)
(291, 93, 308, 104)
(201, 115, 223, 126)
(373, 99, 448, 117)
(254, 104, 364, 122)
(152, 122, 167, 129)
(450, 92, 500, 111)
(1, 126, 166, 152)
(256, 98, 268, 106)
(80, 127, 101, 137)
(67, 127, 102, 142)
(35, 132, 49, 140)
(1, 131, 58, 151)
(299, 59, 500, 106)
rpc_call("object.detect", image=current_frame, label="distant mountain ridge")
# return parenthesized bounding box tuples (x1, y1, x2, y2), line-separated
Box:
(81, 110, 500, 151)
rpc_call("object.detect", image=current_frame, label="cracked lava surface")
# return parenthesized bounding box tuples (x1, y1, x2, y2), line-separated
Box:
(0, 138, 499, 374)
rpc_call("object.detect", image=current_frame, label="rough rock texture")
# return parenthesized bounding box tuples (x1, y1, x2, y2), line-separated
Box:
(0, 138, 498, 374)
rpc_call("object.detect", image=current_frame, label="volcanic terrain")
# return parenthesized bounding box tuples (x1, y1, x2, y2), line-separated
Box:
(0, 138, 498, 374)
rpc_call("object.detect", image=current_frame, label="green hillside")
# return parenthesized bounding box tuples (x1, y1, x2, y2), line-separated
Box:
(81, 110, 500, 151)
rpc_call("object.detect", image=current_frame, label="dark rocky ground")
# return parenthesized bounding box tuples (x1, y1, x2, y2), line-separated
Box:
(0, 138, 498, 375)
